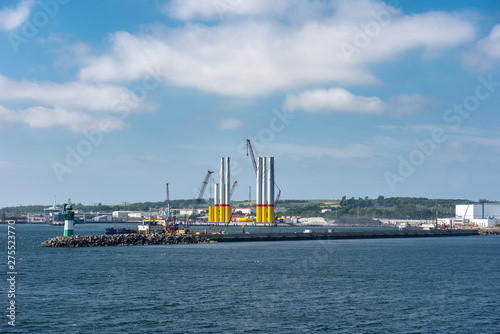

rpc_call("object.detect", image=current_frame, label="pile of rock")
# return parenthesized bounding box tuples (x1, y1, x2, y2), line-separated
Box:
(478, 228, 500, 236)
(41, 233, 212, 247)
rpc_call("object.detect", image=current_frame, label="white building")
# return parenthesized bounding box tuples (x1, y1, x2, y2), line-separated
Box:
(456, 204, 500, 228)
(112, 211, 158, 219)
(92, 215, 112, 222)
(113, 211, 132, 218)
(471, 218, 498, 228)
(177, 209, 208, 216)
(233, 207, 255, 215)
(232, 207, 286, 215)
(456, 204, 500, 219)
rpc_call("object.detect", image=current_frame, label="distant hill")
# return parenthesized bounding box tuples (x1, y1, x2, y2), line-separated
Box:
(2, 197, 493, 220)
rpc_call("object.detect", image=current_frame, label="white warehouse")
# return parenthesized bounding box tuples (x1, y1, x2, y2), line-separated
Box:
(456, 204, 500, 228)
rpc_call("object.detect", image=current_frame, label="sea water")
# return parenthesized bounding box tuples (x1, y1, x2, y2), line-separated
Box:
(1, 224, 499, 333)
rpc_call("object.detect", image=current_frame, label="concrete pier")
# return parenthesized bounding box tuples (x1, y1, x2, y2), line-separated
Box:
(41, 229, 481, 248)
(205, 229, 479, 243)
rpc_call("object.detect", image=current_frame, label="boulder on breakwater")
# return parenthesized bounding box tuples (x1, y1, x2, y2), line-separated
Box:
(477, 228, 500, 236)
(41, 233, 213, 247)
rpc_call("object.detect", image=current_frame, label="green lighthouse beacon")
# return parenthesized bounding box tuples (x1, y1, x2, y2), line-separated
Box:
(63, 203, 74, 237)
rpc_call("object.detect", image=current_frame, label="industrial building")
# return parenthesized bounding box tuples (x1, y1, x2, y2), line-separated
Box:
(92, 215, 113, 222)
(455, 204, 500, 228)
(177, 209, 207, 216)
(112, 211, 158, 219)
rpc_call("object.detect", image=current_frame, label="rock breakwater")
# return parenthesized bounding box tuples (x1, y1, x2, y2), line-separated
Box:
(477, 228, 500, 236)
(41, 233, 212, 247)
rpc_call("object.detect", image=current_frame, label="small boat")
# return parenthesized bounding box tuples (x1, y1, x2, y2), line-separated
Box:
(105, 227, 117, 234)
(116, 228, 136, 234)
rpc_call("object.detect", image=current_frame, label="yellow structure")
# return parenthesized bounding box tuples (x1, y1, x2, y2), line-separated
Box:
(262, 206, 268, 223)
(235, 217, 254, 222)
(225, 205, 232, 223)
(219, 205, 225, 222)
(268, 205, 274, 223)
(255, 156, 276, 223)
(207, 204, 232, 222)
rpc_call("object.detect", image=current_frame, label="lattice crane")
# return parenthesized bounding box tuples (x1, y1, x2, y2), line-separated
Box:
(230, 181, 238, 200)
(196, 171, 214, 204)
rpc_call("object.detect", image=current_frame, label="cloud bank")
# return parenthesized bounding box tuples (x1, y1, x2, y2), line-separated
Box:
(0, 0, 33, 31)
(282, 88, 431, 116)
(79, 0, 476, 97)
(463, 24, 500, 71)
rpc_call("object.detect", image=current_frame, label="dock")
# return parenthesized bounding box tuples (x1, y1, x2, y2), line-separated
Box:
(41, 229, 482, 248)
(206, 229, 480, 242)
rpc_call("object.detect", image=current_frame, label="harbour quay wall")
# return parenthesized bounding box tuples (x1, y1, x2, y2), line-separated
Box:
(41, 233, 211, 247)
(206, 229, 479, 243)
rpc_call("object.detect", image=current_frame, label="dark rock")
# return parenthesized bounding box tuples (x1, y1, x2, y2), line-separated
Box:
(41, 233, 212, 247)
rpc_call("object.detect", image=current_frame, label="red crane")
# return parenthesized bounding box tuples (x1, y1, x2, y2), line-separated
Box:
(166, 183, 170, 220)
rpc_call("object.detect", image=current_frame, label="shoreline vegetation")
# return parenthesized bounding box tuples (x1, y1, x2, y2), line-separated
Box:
(3, 197, 494, 220)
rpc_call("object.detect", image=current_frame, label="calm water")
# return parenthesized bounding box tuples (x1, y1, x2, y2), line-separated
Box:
(1, 223, 499, 333)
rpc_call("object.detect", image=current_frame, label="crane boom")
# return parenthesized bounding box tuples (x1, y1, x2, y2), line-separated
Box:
(196, 171, 214, 204)
(230, 181, 238, 199)
(246, 139, 258, 175)
(166, 183, 170, 219)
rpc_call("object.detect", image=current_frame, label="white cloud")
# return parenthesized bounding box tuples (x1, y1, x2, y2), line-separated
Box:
(0, 74, 145, 112)
(375, 124, 481, 136)
(78, 1, 476, 97)
(0, 72, 142, 133)
(463, 24, 500, 71)
(456, 135, 500, 148)
(0, 0, 33, 31)
(0, 105, 126, 132)
(0, 105, 18, 128)
(282, 87, 431, 115)
(267, 142, 375, 159)
(0, 160, 14, 168)
(163, 0, 328, 21)
(218, 117, 243, 129)
(282, 87, 383, 113)
(385, 94, 434, 116)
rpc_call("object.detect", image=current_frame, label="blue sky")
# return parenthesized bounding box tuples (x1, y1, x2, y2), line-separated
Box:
(1, 0, 499, 207)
